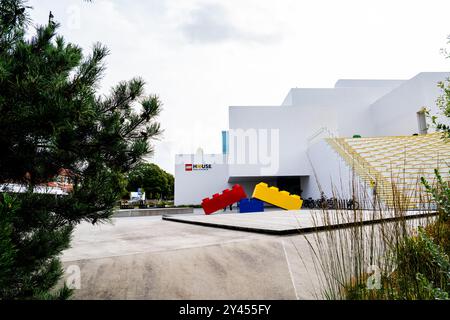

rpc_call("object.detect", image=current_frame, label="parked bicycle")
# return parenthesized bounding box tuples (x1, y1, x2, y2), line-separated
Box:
(303, 197, 316, 209)
(302, 195, 360, 210)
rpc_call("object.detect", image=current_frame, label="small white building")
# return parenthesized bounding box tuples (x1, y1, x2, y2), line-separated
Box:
(175, 72, 450, 206)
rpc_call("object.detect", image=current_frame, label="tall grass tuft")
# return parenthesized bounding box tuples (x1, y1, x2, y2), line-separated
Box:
(305, 168, 450, 299)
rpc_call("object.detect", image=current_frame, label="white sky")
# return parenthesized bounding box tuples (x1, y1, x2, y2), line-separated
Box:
(28, 0, 450, 174)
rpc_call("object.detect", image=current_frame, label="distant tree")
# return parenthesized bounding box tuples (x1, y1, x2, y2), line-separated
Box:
(127, 163, 174, 200)
(165, 172, 174, 200)
(0, 0, 162, 299)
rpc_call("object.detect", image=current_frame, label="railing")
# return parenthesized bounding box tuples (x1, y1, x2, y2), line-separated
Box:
(307, 126, 338, 146)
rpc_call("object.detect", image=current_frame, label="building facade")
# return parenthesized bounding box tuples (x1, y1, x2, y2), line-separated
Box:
(175, 72, 449, 206)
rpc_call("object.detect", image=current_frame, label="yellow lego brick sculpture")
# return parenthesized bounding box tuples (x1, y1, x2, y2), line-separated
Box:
(252, 182, 303, 210)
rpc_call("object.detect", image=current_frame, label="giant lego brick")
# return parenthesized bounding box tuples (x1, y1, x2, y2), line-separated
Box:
(252, 182, 303, 210)
(239, 198, 264, 213)
(201, 184, 247, 215)
(201, 193, 225, 215)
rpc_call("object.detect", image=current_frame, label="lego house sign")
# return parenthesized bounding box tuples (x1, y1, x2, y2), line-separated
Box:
(185, 164, 212, 171)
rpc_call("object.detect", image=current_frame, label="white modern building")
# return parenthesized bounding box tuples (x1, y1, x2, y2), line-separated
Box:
(175, 72, 450, 207)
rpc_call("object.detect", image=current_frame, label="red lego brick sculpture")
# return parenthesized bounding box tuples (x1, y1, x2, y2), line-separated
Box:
(201, 184, 247, 215)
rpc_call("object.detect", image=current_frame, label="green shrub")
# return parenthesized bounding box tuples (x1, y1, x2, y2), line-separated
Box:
(309, 168, 450, 300)
(394, 227, 450, 299)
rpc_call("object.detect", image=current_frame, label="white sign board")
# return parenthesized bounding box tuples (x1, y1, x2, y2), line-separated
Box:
(130, 191, 146, 201)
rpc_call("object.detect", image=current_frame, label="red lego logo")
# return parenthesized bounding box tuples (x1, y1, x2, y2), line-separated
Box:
(185, 164, 192, 171)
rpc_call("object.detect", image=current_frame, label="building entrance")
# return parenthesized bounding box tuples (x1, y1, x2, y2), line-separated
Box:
(276, 176, 302, 197)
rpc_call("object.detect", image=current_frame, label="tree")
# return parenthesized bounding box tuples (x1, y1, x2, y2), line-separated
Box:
(165, 172, 174, 200)
(431, 80, 450, 138)
(126, 163, 174, 200)
(0, 0, 162, 299)
(427, 37, 450, 138)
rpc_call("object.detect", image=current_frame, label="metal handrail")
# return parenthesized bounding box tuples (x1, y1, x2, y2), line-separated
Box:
(307, 126, 337, 146)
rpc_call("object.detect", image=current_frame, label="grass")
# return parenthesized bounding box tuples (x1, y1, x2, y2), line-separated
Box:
(306, 168, 450, 300)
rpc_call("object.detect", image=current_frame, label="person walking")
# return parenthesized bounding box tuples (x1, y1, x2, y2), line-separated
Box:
(223, 203, 233, 212)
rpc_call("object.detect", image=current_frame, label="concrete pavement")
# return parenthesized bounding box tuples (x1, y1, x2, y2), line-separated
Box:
(61, 215, 321, 299)
(61, 211, 432, 299)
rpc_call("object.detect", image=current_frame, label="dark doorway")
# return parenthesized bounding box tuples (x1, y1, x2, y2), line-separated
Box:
(277, 176, 302, 197)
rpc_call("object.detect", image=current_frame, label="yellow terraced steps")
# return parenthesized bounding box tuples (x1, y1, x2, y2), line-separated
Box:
(326, 133, 450, 209)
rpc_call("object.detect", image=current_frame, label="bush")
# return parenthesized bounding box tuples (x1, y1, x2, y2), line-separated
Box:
(308, 168, 450, 300)
(393, 227, 450, 299)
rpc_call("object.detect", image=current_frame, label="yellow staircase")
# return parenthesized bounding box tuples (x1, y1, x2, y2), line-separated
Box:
(326, 133, 450, 209)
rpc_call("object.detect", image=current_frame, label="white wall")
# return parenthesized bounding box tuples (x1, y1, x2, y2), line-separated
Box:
(283, 84, 405, 137)
(174, 154, 229, 206)
(228, 105, 337, 178)
(304, 139, 362, 199)
(369, 72, 450, 136)
(227, 82, 402, 179)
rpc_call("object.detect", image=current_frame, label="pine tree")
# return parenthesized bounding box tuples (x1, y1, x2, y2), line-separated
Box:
(0, 0, 162, 299)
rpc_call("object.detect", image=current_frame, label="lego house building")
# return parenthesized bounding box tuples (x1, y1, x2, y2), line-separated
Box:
(175, 72, 450, 209)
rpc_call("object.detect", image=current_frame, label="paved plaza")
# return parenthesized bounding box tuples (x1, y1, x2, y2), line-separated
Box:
(62, 210, 432, 299)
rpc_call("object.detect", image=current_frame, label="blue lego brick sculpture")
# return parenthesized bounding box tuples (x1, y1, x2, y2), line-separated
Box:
(239, 198, 264, 213)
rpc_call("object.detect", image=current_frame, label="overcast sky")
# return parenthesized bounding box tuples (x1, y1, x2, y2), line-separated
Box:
(28, 0, 450, 174)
